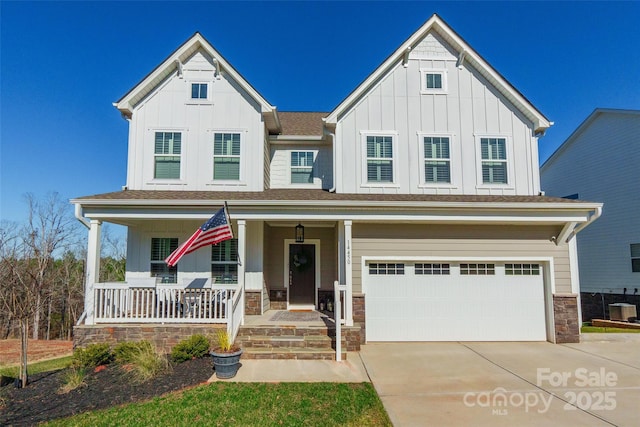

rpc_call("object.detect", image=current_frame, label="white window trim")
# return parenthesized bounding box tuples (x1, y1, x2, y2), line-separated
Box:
(186, 81, 213, 105)
(209, 129, 246, 184)
(289, 150, 317, 187)
(417, 132, 457, 188)
(420, 68, 448, 94)
(360, 131, 400, 188)
(150, 236, 179, 284)
(474, 134, 515, 189)
(149, 129, 186, 183)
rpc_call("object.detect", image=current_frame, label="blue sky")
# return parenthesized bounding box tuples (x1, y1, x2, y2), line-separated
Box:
(1, 1, 639, 226)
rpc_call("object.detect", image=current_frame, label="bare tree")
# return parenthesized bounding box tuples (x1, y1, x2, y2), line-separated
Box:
(100, 225, 126, 283)
(23, 193, 76, 339)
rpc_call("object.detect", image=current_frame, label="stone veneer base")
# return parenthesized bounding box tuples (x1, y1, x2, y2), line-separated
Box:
(553, 294, 580, 343)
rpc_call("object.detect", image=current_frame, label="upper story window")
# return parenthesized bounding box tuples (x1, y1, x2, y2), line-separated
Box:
(154, 132, 182, 179)
(480, 137, 508, 184)
(291, 151, 314, 184)
(191, 83, 208, 99)
(366, 135, 394, 183)
(213, 133, 241, 180)
(151, 237, 178, 283)
(631, 244, 640, 272)
(423, 136, 451, 183)
(212, 239, 238, 283)
(420, 69, 448, 94)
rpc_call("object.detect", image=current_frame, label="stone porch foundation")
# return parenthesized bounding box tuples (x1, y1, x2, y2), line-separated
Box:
(73, 324, 225, 354)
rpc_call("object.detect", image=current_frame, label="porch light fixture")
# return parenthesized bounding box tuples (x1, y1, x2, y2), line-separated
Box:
(295, 223, 305, 243)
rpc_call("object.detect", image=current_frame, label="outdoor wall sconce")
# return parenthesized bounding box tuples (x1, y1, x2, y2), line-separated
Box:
(295, 223, 305, 242)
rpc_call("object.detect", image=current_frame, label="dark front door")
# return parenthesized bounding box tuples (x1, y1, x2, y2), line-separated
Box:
(289, 244, 315, 305)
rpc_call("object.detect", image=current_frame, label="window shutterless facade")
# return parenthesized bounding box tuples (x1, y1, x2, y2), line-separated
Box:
(480, 137, 508, 184)
(213, 133, 241, 180)
(366, 135, 394, 183)
(212, 239, 238, 283)
(154, 132, 182, 179)
(290, 151, 314, 184)
(151, 238, 178, 283)
(191, 83, 208, 99)
(423, 136, 451, 183)
(420, 69, 448, 93)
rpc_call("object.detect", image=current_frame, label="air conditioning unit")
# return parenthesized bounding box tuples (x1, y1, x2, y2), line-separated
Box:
(608, 303, 637, 322)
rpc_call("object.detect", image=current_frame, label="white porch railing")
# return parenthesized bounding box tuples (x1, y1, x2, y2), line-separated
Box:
(93, 281, 242, 326)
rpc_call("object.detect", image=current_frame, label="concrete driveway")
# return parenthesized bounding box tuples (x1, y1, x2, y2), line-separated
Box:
(359, 334, 640, 426)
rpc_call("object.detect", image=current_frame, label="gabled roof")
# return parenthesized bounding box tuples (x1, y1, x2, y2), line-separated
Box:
(114, 32, 280, 132)
(324, 14, 551, 134)
(278, 112, 328, 136)
(541, 108, 640, 172)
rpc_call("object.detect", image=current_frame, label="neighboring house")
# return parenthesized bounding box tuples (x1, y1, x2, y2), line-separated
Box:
(541, 109, 640, 321)
(72, 14, 601, 349)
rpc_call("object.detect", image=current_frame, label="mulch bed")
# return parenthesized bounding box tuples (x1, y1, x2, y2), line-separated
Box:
(0, 357, 213, 426)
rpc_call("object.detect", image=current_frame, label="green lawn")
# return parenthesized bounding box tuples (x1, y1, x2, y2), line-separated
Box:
(0, 356, 72, 377)
(44, 382, 391, 427)
(581, 325, 640, 333)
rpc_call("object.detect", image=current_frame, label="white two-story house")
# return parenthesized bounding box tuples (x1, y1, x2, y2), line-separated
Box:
(73, 14, 601, 348)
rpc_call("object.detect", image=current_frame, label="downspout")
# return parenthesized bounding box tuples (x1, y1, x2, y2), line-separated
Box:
(75, 204, 91, 230)
(328, 132, 336, 192)
(566, 206, 602, 243)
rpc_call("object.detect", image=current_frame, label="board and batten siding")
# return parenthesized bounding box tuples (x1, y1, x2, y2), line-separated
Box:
(541, 112, 640, 293)
(351, 224, 572, 294)
(126, 49, 265, 191)
(263, 225, 337, 291)
(269, 144, 333, 189)
(336, 30, 539, 196)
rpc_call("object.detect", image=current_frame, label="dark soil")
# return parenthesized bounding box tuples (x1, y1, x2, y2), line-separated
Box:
(0, 357, 213, 426)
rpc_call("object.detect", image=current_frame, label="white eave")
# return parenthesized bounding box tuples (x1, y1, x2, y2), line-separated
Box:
(113, 32, 280, 132)
(324, 14, 551, 134)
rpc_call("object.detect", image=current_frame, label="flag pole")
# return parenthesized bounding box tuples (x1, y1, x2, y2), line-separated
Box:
(224, 201, 234, 238)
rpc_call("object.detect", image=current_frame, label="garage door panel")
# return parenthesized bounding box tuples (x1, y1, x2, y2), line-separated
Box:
(365, 262, 547, 342)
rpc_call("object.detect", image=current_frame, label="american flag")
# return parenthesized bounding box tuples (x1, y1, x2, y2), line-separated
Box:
(165, 205, 233, 267)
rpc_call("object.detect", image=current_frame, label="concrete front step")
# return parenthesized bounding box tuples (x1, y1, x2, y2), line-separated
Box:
(236, 334, 343, 350)
(242, 348, 347, 360)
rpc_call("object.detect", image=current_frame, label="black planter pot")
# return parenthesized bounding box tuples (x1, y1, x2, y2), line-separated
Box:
(210, 349, 243, 379)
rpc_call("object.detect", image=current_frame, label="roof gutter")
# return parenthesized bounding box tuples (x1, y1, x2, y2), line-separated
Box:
(565, 205, 602, 242)
(74, 203, 91, 230)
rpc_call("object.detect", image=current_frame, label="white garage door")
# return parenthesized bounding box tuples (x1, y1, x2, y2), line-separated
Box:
(364, 262, 547, 341)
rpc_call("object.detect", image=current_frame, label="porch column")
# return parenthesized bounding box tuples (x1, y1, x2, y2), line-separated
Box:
(237, 219, 246, 291)
(337, 221, 345, 284)
(85, 219, 102, 325)
(344, 220, 353, 326)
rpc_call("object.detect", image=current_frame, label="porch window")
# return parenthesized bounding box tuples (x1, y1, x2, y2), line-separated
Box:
(291, 151, 314, 184)
(369, 263, 404, 275)
(424, 136, 451, 183)
(213, 133, 241, 180)
(151, 238, 178, 283)
(211, 239, 238, 283)
(366, 135, 394, 183)
(154, 132, 181, 179)
(505, 263, 540, 275)
(631, 244, 640, 272)
(460, 263, 495, 275)
(480, 137, 507, 184)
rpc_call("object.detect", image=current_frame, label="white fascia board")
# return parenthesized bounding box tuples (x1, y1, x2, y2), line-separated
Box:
(325, 15, 550, 132)
(115, 33, 275, 116)
(269, 135, 327, 143)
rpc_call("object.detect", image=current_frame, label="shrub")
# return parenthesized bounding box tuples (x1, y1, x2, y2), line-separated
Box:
(58, 368, 87, 394)
(171, 334, 211, 363)
(128, 343, 170, 383)
(72, 343, 113, 368)
(113, 341, 154, 365)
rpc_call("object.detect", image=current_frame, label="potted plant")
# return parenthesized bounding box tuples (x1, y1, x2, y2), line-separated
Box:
(210, 329, 243, 379)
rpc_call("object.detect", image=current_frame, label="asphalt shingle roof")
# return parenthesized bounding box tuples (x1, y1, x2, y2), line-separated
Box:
(278, 112, 328, 136)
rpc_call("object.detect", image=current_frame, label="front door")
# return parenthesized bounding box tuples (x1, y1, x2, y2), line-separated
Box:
(288, 244, 316, 306)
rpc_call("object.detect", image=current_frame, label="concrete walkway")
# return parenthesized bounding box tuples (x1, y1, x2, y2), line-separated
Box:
(360, 335, 640, 427)
(208, 355, 370, 383)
